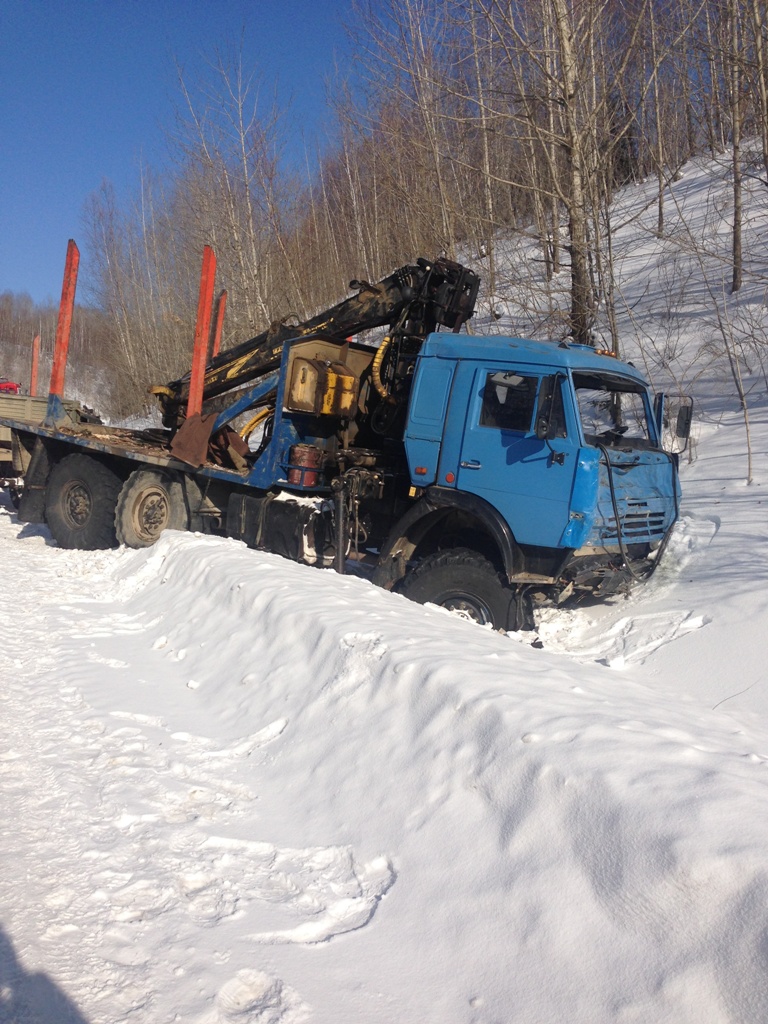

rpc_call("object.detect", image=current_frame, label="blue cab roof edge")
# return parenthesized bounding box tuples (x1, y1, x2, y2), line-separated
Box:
(420, 333, 649, 383)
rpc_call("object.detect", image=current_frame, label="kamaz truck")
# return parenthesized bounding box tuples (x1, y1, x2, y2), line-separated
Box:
(2, 250, 691, 631)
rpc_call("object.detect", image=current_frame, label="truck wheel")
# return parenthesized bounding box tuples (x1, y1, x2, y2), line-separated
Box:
(45, 453, 122, 550)
(115, 469, 188, 548)
(399, 548, 515, 629)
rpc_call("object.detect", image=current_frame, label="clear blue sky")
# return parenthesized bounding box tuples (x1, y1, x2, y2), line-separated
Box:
(0, 0, 351, 304)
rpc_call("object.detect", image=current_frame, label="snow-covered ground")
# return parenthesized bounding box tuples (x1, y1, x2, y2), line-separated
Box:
(2, 155, 768, 1023)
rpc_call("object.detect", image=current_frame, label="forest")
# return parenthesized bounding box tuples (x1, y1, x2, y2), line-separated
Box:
(2, 0, 767, 418)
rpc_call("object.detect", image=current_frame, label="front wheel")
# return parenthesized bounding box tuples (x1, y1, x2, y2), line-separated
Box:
(45, 453, 122, 549)
(399, 548, 520, 630)
(115, 469, 188, 548)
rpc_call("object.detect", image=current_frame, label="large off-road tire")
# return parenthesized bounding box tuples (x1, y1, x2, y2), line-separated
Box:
(45, 453, 122, 550)
(399, 548, 517, 630)
(115, 469, 188, 548)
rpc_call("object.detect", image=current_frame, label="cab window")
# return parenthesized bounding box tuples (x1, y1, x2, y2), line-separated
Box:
(573, 372, 653, 448)
(479, 372, 538, 432)
(479, 372, 567, 438)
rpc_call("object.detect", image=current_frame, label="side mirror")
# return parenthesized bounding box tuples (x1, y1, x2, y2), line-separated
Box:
(675, 403, 692, 440)
(657, 394, 693, 453)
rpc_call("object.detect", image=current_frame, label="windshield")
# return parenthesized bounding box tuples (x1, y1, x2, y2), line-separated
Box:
(573, 372, 654, 448)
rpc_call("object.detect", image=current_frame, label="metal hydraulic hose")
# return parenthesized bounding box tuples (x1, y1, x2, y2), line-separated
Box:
(371, 335, 392, 401)
(597, 443, 679, 583)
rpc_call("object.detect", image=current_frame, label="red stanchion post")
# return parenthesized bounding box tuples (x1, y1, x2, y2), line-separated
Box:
(210, 288, 228, 360)
(49, 240, 80, 398)
(30, 334, 41, 397)
(187, 245, 217, 419)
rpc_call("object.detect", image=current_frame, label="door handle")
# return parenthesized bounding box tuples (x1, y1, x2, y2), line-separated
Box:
(460, 460, 482, 469)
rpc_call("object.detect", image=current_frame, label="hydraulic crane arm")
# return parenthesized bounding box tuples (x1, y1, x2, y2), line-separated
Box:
(155, 257, 479, 429)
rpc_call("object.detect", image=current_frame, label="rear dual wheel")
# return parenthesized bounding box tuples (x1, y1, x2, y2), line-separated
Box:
(45, 453, 122, 550)
(45, 456, 188, 550)
(115, 469, 187, 548)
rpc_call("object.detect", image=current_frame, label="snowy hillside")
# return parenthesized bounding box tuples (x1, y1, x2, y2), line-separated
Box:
(2, 155, 768, 1024)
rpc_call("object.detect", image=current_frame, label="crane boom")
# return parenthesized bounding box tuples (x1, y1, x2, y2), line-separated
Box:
(154, 257, 480, 429)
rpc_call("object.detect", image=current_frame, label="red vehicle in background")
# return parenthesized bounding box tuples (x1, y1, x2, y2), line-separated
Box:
(0, 380, 21, 394)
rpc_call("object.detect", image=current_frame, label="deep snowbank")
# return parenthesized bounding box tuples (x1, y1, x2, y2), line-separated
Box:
(10, 524, 759, 1022)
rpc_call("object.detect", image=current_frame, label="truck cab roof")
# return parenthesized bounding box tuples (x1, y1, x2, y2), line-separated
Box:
(421, 333, 648, 384)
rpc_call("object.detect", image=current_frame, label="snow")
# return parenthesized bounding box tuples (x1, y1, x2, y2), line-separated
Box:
(3, 154, 768, 1022)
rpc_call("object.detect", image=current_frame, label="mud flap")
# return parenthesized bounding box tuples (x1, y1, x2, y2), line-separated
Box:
(509, 586, 536, 632)
(16, 437, 52, 524)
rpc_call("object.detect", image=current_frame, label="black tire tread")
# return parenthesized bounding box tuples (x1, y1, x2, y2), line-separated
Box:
(115, 469, 188, 548)
(399, 547, 513, 629)
(45, 453, 122, 550)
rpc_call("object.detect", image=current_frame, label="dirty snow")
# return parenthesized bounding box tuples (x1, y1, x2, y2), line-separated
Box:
(2, 153, 768, 1023)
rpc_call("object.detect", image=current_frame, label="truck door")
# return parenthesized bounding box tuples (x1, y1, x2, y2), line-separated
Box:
(452, 366, 578, 549)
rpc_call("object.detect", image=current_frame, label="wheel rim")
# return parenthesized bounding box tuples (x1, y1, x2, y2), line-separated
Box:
(131, 486, 171, 541)
(62, 481, 92, 529)
(436, 591, 494, 626)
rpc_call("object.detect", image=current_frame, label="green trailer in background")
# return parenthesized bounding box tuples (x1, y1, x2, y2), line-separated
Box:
(0, 391, 98, 505)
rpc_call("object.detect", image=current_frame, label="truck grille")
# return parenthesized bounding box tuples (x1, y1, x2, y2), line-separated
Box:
(600, 502, 668, 542)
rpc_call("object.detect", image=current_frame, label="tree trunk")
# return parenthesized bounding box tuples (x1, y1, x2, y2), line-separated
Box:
(730, 0, 743, 293)
(551, 0, 594, 342)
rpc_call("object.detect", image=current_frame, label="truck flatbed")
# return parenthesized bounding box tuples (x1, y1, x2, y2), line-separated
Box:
(0, 418, 252, 483)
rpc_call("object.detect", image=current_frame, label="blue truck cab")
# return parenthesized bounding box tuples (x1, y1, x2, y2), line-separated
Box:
(371, 333, 686, 620)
